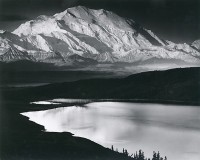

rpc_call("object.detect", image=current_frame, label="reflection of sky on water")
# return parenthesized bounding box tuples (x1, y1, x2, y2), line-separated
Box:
(21, 102, 200, 160)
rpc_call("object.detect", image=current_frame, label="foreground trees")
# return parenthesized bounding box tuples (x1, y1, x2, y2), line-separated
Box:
(111, 145, 167, 160)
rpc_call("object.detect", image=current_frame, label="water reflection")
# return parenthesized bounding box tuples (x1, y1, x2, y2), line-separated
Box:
(21, 102, 200, 160)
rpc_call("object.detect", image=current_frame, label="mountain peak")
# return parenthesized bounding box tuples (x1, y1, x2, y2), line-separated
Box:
(36, 15, 51, 21)
(53, 6, 90, 19)
(192, 39, 200, 50)
(71, 5, 89, 10)
(1, 6, 200, 70)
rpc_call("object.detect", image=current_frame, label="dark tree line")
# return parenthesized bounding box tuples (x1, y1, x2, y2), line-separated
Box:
(111, 145, 167, 160)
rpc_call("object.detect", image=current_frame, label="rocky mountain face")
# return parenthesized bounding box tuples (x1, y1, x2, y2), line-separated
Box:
(0, 6, 200, 71)
(192, 40, 200, 51)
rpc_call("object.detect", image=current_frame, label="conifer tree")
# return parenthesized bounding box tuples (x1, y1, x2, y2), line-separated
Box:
(111, 145, 114, 151)
(157, 151, 160, 160)
(152, 151, 157, 160)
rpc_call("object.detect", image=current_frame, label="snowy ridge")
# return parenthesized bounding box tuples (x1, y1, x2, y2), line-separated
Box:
(0, 30, 5, 34)
(0, 6, 200, 70)
(192, 40, 200, 51)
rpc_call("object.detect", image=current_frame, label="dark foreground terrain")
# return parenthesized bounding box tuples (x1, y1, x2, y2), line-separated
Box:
(0, 99, 166, 160)
(0, 61, 117, 87)
(0, 102, 119, 160)
(0, 67, 199, 160)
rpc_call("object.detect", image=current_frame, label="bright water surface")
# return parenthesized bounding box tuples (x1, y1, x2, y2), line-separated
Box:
(21, 102, 200, 160)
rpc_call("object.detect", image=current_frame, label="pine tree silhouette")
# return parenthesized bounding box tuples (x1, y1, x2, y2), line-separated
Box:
(152, 151, 157, 160)
(157, 151, 160, 160)
(111, 145, 114, 151)
(110, 146, 167, 160)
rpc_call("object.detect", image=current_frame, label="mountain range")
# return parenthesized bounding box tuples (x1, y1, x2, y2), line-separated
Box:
(0, 6, 200, 72)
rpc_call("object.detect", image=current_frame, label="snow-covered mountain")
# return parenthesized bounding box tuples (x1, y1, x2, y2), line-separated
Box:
(192, 40, 200, 51)
(0, 6, 200, 71)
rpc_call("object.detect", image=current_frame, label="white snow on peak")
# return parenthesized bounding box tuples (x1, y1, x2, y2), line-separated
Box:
(1, 6, 200, 68)
(36, 15, 51, 21)
(13, 18, 67, 36)
(25, 34, 52, 52)
(0, 30, 5, 34)
(192, 40, 200, 50)
(54, 6, 135, 32)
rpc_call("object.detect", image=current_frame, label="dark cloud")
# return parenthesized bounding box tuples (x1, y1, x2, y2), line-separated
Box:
(61, 0, 79, 8)
(0, 14, 28, 21)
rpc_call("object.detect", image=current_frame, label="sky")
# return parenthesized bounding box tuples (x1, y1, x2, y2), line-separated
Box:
(0, 0, 199, 43)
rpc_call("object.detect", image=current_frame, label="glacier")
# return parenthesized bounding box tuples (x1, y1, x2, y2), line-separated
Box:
(0, 6, 200, 72)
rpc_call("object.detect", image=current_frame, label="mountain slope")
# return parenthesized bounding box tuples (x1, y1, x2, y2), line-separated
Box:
(3, 67, 200, 105)
(0, 6, 200, 71)
(192, 39, 200, 51)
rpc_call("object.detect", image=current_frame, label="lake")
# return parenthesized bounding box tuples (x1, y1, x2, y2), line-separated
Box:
(21, 101, 200, 160)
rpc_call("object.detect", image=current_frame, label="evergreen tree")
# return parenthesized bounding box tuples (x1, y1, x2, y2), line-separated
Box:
(111, 145, 114, 151)
(138, 150, 145, 160)
(157, 151, 160, 160)
(152, 151, 157, 160)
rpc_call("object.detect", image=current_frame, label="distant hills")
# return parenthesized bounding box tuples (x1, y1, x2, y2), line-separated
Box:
(3, 67, 200, 105)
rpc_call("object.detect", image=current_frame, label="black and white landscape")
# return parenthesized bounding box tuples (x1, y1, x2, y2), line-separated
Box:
(0, 0, 200, 160)
(1, 6, 200, 72)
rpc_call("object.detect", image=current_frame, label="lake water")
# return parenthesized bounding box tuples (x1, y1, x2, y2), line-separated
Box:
(21, 102, 200, 160)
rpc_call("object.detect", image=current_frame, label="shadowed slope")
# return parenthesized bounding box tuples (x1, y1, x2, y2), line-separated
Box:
(3, 67, 200, 105)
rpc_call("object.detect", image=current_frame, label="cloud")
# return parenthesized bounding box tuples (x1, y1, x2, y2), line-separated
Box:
(61, 0, 79, 8)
